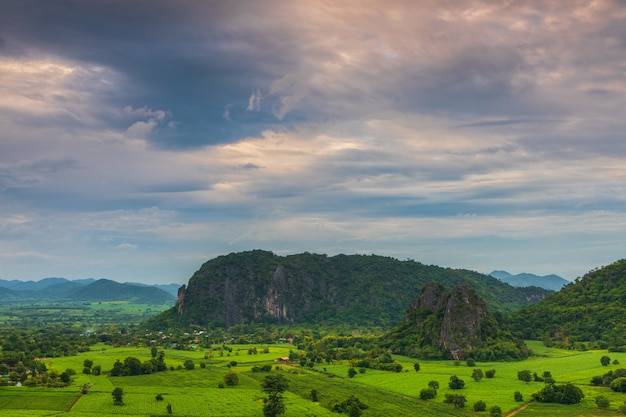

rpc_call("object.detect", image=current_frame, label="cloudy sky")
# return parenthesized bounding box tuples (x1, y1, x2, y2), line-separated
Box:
(1, 0, 625, 284)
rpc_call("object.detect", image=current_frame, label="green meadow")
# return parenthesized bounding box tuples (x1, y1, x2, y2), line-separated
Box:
(2, 341, 626, 416)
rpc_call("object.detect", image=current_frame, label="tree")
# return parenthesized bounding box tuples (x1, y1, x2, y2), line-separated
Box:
(310, 389, 318, 402)
(474, 400, 487, 412)
(444, 393, 466, 408)
(223, 372, 239, 386)
(601, 355, 611, 366)
(184, 359, 195, 370)
(428, 380, 439, 390)
(490, 405, 502, 417)
(112, 387, 124, 405)
(83, 359, 93, 369)
(60, 371, 71, 384)
(472, 368, 484, 382)
(420, 388, 436, 400)
(91, 365, 101, 376)
(514, 391, 523, 402)
(611, 377, 626, 392)
(261, 374, 289, 417)
(448, 375, 465, 389)
(518, 370, 532, 383)
(466, 358, 476, 367)
(348, 367, 357, 378)
(595, 395, 610, 409)
(413, 363, 420, 372)
(485, 369, 496, 378)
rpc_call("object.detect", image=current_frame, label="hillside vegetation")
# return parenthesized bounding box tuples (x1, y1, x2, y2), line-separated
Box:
(150, 250, 551, 329)
(510, 259, 626, 349)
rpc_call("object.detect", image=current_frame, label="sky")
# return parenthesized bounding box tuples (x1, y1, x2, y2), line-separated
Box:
(1, 0, 625, 284)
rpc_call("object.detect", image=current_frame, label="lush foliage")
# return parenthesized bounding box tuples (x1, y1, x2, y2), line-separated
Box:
(510, 259, 626, 349)
(155, 250, 551, 330)
(532, 383, 584, 404)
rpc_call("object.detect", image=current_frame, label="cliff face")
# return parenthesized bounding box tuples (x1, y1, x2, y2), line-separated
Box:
(171, 250, 551, 329)
(402, 283, 490, 359)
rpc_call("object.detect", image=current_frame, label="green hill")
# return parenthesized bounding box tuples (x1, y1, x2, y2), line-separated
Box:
(68, 279, 175, 304)
(509, 259, 626, 349)
(148, 250, 552, 329)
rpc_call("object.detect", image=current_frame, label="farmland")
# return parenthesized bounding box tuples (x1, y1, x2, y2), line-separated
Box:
(2, 340, 626, 416)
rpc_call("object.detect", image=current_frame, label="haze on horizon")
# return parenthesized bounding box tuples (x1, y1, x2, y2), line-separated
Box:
(1, 1, 625, 284)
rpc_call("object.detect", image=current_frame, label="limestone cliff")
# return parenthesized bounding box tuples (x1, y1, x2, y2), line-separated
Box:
(152, 250, 551, 329)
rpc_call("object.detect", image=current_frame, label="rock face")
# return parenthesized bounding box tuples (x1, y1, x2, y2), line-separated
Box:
(407, 283, 489, 360)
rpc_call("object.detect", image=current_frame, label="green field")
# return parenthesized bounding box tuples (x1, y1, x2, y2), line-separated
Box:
(2, 341, 626, 416)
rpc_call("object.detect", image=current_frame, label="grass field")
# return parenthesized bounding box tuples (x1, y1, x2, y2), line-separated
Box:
(2, 341, 626, 416)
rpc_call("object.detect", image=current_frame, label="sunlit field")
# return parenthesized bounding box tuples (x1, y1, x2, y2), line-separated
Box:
(2, 341, 626, 416)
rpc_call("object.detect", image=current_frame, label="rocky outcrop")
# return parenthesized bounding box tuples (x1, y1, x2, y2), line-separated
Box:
(406, 283, 489, 359)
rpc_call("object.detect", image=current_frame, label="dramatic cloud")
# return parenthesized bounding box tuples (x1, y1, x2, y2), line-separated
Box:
(0, 0, 625, 283)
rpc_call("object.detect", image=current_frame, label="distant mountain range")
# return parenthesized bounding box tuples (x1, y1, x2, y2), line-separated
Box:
(489, 270, 569, 291)
(0, 277, 178, 304)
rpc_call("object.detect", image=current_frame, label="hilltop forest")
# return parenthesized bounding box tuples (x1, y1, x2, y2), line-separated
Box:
(150, 250, 551, 330)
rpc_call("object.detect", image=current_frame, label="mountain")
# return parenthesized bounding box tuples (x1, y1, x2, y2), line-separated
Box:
(509, 259, 626, 348)
(0, 277, 76, 292)
(490, 270, 569, 291)
(67, 279, 176, 304)
(125, 282, 181, 297)
(383, 283, 530, 361)
(149, 250, 552, 329)
(0, 278, 176, 304)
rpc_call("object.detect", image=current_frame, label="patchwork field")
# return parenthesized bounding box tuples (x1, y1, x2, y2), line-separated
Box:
(2, 341, 626, 416)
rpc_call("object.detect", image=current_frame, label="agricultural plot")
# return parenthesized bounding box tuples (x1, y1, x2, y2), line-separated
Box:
(3, 342, 626, 416)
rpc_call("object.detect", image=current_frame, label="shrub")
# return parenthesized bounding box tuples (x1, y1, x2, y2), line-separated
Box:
(223, 372, 239, 386)
(485, 369, 496, 378)
(413, 363, 420, 372)
(490, 405, 502, 417)
(473, 400, 487, 412)
(532, 383, 584, 404)
(420, 388, 436, 400)
(601, 355, 611, 366)
(611, 377, 626, 393)
(348, 367, 357, 378)
(444, 394, 466, 408)
(472, 368, 484, 382)
(514, 391, 523, 402)
(517, 370, 532, 383)
(467, 358, 476, 367)
(595, 395, 610, 409)
(428, 380, 439, 390)
(448, 375, 465, 389)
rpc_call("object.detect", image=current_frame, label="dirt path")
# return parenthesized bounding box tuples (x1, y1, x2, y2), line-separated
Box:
(504, 401, 534, 417)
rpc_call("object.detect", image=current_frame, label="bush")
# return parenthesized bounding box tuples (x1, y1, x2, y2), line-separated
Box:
(518, 370, 532, 383)
(485, 369, 496, 378)
(472, 368, 484, 382)
(467, 358, 476, 367)
(532, 383, 584, 404)
(444, 394, 466, 408)
(490, 405, 502, 417)
(348, 368, 357, 378)
(473, 400, 487, 412)
(595, 395, 610, 409)
(611, 377, 626, 393)
(223, 372, 239, 386)
(601, 355, 611, 366)
(448, 375, 465, 389)
(514, 391, 523, 402)
(428, 380, 439, 390)
(420, 388, 436, 400)
(413, 363, 420, 372)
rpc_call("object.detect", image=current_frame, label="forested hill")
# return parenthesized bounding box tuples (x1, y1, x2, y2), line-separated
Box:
(150, 250, 551, 329)
(509, 259, 626, 348)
